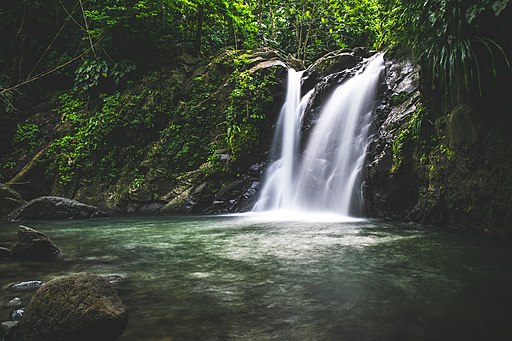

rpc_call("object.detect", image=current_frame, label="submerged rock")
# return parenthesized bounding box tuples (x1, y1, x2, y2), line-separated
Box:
(8, 196, 108, 221)
(0, 247, 11, 258)
(11, 225, 61, 260)
(19, 272, 127, 341)
(0, 321, 19, 341)
(6, 297, 22, 306)
(9, 308, 24, 321)
(9, 280, 44, 292)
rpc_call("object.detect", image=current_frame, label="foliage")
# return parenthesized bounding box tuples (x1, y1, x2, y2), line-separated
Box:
(251, 0, 382, 63)
(73, 60, 136, 94)
(225, 64, 278, 165)
(48, 92, 151, 184)
(14, 122, 41, 150)
(379, 0, 511, 103)
(58, 93, 87, 124)
(391, 104, 428, 173)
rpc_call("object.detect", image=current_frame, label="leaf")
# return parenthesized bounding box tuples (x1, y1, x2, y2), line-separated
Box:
(492, 0, 509, 15)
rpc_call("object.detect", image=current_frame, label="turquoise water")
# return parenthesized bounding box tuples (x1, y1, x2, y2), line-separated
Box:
(1, 215, 512, 340)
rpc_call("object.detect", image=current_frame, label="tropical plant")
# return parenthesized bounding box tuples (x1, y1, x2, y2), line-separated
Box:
(379, 0, 510, 103)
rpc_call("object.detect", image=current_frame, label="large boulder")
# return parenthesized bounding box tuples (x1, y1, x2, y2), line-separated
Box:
(0, 184, 26, 216)
(19, 273, 127, 341)
(11, 225, 61, 260)
(8, 196, 108, 221)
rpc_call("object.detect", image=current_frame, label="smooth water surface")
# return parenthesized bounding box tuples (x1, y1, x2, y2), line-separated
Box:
(1, 215, 512, 340)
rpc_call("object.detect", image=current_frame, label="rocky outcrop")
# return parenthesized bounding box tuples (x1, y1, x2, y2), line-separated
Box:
(364, 59, 422, 221)
(53, 48, 297, 215)
(301, 49, 379, 143)
(19, 273, 127, 341)
(11, 225, 61, 260)
(364, 55, 512, 235)
(0, 184, 25, 217)
(302, 48, 363, 93)
(8, 196, 108, 221)
(2, 47, 384, 217)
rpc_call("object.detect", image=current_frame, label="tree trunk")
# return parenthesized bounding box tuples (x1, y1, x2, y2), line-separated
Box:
(194, 5, 205, 57)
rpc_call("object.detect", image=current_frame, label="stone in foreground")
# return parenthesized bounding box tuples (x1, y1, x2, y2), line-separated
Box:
(19, 273, 127, 341)
(0, 321, 19, 341)
(11, 225, 61, 260)
(8, 196, 108, 221)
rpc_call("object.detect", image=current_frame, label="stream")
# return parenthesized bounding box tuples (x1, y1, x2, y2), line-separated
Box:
(1, 215, 512, 340)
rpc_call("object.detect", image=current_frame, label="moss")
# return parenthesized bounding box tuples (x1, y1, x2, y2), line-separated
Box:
(391, 92, 411, 105)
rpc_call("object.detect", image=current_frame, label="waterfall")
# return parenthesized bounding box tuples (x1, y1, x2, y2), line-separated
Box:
(253, 54, 384, 217)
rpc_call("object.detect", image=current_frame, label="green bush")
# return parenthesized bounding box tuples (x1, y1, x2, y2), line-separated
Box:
(380, 0, 510, 103)
(14, 122, 40, 150)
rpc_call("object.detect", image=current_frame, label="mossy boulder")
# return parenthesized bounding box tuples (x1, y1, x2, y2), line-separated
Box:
(11, 225, 61, 260)
(19, 273, 127, 341)
(8, 196, 108, 221)
(446, 104, 479, 149)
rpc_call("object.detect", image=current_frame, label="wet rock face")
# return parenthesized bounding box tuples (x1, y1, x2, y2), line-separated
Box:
(364, 58, 422, 221)
(19, 272, 127, 341)
(11, 225, 61, 260)
(8, 196, 108, 221)
(364, 56, 512, 235)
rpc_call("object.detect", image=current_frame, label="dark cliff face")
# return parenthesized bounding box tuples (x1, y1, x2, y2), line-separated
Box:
(364, 56, 512, 236)
(364, 58, 422, 221)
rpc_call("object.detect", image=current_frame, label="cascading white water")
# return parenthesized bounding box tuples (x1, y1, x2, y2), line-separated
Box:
(253, 54, 384, 217)
(252, 70, 313, 211)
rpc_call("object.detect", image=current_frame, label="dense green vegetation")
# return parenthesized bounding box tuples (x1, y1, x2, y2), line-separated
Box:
(0, 0, 510, 200)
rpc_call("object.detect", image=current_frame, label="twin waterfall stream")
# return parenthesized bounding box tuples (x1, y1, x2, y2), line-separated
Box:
(253, 54, 385, 218)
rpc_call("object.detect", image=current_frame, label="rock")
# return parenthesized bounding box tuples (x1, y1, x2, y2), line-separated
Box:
(139, 202, 165, 214)
(11, 225, 61, 260)
(8, 196, 108, 221)
(446, 104, 479, 149)
(9, 280, 44, 292)
(353, 46, 371, 58)
(126, 203, 139, 213)
(9, 308, 24, 321)
(102, 274, 125, 286)
(204, 178, 257, 213)
(0, 321, 19, 341)
(0, 247, 11, 258)
(6, 297, 22, 306)
(0, 184, 25, 216)
(19, 272, 127, 341)
(302, 50, 361, 91)
(364, 57, 424, 220)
